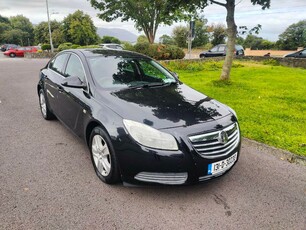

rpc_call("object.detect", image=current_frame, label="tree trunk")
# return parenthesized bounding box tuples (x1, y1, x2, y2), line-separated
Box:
(220, 0, 237, 81)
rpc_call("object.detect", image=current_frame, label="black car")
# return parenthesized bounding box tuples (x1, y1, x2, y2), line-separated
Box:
(199, 44, 244, 58)
(284, 49, 306, 58)
(37, 49, 241, 185)
(0, 44, 19, 52)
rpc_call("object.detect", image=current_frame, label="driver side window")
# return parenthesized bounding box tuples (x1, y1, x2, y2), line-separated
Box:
(64, 54, 86, 82)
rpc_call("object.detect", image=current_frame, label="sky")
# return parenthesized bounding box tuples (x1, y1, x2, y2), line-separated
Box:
(0, 0, 305, 42)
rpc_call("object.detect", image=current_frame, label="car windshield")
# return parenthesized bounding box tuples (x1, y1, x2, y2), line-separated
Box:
(88, 56, 177, 89)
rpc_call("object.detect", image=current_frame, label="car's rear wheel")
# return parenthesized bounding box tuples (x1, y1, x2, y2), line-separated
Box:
(90, 127, 120, 184)
(39, 89, 55, 120)
(9, 53, 16, 58)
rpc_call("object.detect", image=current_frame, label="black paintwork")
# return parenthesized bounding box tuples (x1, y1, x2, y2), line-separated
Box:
(284, 49, 306, 58)
(37, 49, 241, 185)
(199, 44, 244, 58)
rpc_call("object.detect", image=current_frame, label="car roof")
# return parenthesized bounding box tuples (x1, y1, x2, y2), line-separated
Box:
(68, 48, 151, 60)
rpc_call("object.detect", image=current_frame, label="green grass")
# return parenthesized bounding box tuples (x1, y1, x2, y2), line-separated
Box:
(162, 60, 306, 156)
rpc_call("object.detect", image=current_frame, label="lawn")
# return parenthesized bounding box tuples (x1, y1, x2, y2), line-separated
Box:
(161, 60, 306, 156)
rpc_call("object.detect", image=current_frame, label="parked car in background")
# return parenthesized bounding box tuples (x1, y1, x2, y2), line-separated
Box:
(284, 49, 306, 58)
(4, 46, 37, 57)
(199, 44, 244, 58)
(99, 43, 124, 50)
(37, 49, 241, 186)
(1, 44, 19, 52)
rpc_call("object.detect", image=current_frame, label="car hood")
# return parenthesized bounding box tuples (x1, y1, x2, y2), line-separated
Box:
(98, 83, 232, 129)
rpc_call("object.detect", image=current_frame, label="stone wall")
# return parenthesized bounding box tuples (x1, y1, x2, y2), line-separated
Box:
(164, 56, 306, 69)
(24, 52, 57, 59)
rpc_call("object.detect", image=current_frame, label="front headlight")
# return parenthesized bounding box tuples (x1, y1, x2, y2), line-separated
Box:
(123, 119, 178, 151)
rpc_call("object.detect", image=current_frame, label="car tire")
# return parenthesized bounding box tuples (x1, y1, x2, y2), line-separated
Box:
(199, 55, 205, 59)
(89, 127, 120, 184)
(39, 89, 55, 120)
(9, 53, 16, 58)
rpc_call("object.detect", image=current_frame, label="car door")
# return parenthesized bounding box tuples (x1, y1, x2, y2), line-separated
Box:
(217, 45, 226, 56)
(45, 53, 70, 116)
(56, 53, 90, 133)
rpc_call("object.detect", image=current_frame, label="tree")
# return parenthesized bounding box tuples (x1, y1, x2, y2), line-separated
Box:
(2, 29, 28, 45)
(137, 35, 149, 43)
(34, 21, 64, 47)
(243, 34, 275, 50)
(89, 0, 194, 44)
(62, 10, 99, 45)
(192, 17, 209, 47)
(159, 35, 175, 45)
(209, 23, 227, 46)
(9, 15, 34, 45)
(101, 36, 121, 44)
(172, 25, 189, 48)
(277, 20, 306, 50)
(167, 0, 270, 81)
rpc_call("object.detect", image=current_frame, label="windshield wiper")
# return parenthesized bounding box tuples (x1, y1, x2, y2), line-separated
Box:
(128, 81, 177, 89)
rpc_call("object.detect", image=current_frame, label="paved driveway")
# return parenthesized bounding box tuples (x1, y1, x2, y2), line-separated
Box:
(0, 58, 305, 230)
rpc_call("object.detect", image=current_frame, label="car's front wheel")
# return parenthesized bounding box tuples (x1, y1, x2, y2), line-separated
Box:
(90, 127, 120, 184)
(9, 53, 16, 58)
(39, 89, 55, 120)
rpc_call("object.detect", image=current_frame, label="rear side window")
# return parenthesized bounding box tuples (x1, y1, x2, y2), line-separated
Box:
(218, 45, 226, 52)
(49, 53, 69, 75)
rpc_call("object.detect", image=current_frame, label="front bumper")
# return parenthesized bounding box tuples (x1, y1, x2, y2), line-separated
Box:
(115, 117, 241, 186)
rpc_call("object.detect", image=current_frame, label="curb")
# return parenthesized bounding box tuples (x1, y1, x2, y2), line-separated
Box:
(242, 138, 306, 166)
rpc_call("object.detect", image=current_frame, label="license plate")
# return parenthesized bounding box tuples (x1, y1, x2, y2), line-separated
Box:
(208, 153, 237, 175)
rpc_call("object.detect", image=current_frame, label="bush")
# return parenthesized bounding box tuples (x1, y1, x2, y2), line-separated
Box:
(133, 43, 185, 60)
(57, 43, 74, 51)
(41, 44, 51, 51)
(262, 59, 280, 66)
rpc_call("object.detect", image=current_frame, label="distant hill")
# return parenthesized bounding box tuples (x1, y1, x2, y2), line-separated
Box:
(97, 28, 138, 43)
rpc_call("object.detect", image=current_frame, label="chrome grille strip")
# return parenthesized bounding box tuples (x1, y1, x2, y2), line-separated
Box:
(188, 123, 240, 159)
(134, 172, 188, 185)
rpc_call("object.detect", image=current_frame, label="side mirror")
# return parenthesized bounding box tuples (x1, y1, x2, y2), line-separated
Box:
(61, 76, 86, 89)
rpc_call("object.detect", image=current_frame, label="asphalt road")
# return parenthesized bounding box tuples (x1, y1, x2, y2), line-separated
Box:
(0, 58, 305, 230)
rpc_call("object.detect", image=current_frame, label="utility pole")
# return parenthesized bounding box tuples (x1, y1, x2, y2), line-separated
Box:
(188, 21, 195, 59)
(46, 0, 54, 52)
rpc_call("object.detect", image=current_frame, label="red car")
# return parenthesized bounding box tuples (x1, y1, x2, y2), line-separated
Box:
(4, 46, 37, 58)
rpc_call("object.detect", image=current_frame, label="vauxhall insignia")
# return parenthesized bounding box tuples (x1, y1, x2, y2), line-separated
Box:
(218, 131, 229, 144)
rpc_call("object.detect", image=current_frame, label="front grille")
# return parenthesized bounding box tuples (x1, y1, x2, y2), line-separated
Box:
(134, 172, 188, 185)
(189, 123, 240, 159)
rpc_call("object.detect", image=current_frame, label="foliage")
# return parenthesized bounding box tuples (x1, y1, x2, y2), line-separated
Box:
(89, 0, 194, 43)
(164, 59, 306, 156)
(262, 59, 279, 66)
(277, 20, 306, 50)
(100, 35, 121, 44)
(41, 44, 51, 51)
(192, 17, 209, 47)
(121, 41, 135, 51)
(137, 35, 149, 44)
(9, 15, 34, 45)
(1, 29, 28, 45)
(209, 23, 226, 46)
(172, 25, 188, 48)
(34, 21, 64, 47)
(243, 34, 275, 49)
(133, 43, 185, 60)
(62, 10, 99, 46)
(57, 42, 100, 51)
(159, 34, 175, 45)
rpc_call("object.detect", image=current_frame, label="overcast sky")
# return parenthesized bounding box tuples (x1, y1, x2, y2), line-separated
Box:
(0, 0, 305, 41)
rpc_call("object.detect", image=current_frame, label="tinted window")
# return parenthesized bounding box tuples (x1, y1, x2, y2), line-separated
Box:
(210, 46, 218, 52)
(49, 53, 69, 75)
(88, 56, 176, 89)
(218, 45, 226, 52)
(301, 50, 306, 56)
(64, 54, 86, 82)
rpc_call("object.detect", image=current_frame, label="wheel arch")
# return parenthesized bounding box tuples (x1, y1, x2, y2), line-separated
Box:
(85, 120, 109, 147)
